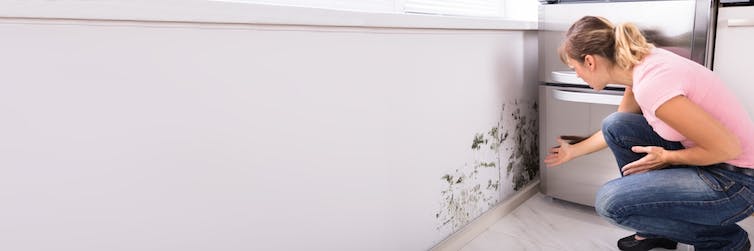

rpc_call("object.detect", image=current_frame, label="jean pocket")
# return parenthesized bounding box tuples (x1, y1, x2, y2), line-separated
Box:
(697, 167, 736, 192)
(721, 186, 754, 225)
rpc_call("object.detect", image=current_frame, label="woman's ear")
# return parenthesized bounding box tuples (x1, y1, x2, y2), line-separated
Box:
(583, 55, 596, 71)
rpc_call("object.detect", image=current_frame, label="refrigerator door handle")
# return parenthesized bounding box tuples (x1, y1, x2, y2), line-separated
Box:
(728, 19, 754, 27)
(552, 89, 623, 106)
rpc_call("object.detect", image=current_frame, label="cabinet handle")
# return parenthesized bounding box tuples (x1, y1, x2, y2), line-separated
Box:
(728, 19, 754, 27)
(551, 71, 586, 85)
(553, 89, 622, 106)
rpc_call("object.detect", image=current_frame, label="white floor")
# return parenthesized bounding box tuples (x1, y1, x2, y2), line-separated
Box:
(461, 192, 754, 251)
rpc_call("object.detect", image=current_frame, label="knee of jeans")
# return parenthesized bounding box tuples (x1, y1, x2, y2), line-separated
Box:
(595, 180, 626, 222)
(601, 112, 631, 134)
(601, 112, 631, 144)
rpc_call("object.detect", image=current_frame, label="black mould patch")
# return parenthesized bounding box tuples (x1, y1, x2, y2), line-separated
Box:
(436, 100, 539, 232)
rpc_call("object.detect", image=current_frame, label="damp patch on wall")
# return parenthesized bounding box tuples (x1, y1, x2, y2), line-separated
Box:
(436, 99, 538, 232)
(507, 100, 539, 191)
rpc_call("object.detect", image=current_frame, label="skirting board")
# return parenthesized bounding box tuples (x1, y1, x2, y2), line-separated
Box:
(430, 179, 540, 251)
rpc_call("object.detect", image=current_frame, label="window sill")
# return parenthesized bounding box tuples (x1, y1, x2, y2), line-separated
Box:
(0, 0, 538, 30)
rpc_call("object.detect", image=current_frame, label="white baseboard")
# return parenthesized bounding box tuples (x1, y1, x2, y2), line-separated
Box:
(430, 179, 540, 251)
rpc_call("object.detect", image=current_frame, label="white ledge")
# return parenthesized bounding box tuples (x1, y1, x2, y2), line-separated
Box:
(0, 0, 538, 30)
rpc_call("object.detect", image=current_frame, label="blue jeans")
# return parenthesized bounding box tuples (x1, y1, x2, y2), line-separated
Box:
(596, 112, 754, 251)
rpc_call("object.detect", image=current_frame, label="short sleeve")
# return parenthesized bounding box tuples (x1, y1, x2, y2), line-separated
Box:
(634, 68, 688, 116)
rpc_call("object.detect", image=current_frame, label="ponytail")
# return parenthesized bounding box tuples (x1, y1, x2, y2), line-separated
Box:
(613, 23, 653, 70)
(560, 16, 653, 70)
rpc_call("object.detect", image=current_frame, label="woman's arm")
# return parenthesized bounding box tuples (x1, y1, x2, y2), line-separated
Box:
(618, 86, 641, 113)
(544, 130, 607, 167)
(621, 95, 742, 175)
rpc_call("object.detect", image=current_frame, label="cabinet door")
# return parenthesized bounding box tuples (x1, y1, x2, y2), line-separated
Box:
(714, 6, 754, 117)
(539, 86, 621, 206)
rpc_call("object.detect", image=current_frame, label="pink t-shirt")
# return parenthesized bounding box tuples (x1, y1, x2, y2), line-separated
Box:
(632, 48, 754, 168)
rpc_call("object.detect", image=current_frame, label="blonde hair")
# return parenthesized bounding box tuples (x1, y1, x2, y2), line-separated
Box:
(559, 16, 654, 70)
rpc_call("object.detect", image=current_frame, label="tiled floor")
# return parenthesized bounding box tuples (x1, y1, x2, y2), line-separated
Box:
(461, 192, 754, 251)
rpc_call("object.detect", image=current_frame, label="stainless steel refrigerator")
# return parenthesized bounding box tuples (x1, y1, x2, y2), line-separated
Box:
(538, 0, 718, 206)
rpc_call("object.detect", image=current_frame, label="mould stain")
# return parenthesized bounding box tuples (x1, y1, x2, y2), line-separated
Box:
(436, 100, 539, 232)
(508, 100, 539, 191)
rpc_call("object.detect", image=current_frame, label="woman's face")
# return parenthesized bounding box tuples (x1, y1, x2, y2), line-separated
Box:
(567, 55, 608, 91)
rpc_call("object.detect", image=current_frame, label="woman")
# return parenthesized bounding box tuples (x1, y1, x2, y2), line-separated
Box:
(545, 16, 754, 251)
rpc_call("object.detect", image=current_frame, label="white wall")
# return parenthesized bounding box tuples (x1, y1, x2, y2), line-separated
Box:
(506, 0, 540, 22)
(0, 18, 537, 251)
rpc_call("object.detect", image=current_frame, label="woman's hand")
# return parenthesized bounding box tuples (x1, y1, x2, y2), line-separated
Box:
(621, 146, 670, 175)
(544, 137, 575, 167)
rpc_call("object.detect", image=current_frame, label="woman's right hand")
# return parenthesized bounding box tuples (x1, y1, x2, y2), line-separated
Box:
(544, 137, 575, 168)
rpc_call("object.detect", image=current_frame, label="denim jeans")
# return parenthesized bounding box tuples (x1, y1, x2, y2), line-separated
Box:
(595, 112, 754, 251)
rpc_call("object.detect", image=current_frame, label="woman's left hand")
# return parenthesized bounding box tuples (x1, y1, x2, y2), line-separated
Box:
(621, 146, 670, 176)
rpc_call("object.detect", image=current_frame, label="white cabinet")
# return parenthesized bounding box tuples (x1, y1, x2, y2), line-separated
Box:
(714, 6, 754, 116)
(538, 85, 621, 206)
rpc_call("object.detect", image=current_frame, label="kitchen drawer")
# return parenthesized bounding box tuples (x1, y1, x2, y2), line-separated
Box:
(539, 85, 622, 206)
